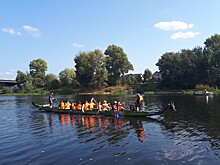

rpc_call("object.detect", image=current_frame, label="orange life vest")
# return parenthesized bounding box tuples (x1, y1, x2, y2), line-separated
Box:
(84, 102, 90, 111)
(65, 102, 71, 109)
(89, 102, 95, 109)
(102, 103, 109, 111)
(59, 101, 65, 109)
(76, 103, 82, 110)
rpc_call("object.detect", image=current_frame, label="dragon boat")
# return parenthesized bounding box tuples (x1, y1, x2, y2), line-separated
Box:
(32, 101, 176, 117)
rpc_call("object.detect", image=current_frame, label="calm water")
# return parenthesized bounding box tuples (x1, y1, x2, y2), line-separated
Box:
(0, 94, 220, 165)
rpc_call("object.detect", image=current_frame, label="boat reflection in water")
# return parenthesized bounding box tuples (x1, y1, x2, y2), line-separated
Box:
(52, 113, 148, 144)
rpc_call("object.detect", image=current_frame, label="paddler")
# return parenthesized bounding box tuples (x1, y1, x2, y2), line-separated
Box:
(49, 92, 56, 108)
(136, 93, 143, 111)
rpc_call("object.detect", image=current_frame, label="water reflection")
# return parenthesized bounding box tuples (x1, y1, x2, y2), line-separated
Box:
(1, 95, 220, 164)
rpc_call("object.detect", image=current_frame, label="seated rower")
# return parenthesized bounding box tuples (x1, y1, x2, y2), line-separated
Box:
(76, 101, 82, 110)
(65, 100, 71, 109)
(112, 101, 118, 112)
(97, 102, 103, 111)
(118, 101, 125, 111)
(83, 101, 90, 111)
(59, 100, 65, 109)
(71, 102, 76, 110)
(102, 100, 111, 111)
(89, 98, 97, 110)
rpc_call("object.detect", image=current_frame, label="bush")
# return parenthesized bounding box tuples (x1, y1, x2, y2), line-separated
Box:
(1, 86, 11, 94)
(195, 84, 212, 91)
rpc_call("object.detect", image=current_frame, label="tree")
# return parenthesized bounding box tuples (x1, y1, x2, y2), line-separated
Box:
(59, 68, 77, 87)
(16, 70, 34, 92)
(143, 68, 152, 82)
(16, 70, 29, 88)
(45, 73, 58, 88)
(204, 34, 220, 86)
(29, 58, 47, 87)
(74, 49, 108, 88)
(104, 44, 134, 86)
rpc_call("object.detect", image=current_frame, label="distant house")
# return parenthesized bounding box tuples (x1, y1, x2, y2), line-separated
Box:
(152, 71, 162, 81)
(0, 78, 17, 91)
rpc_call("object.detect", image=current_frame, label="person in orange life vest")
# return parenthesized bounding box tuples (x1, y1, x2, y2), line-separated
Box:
(65, 100, 71, 109)
(136, 93, 143, 111)
(102, 100, 111, 111)
(89, 98, 97, 110)
(76, 101, 82, 110)
(71, 102, 76, 110)
(97, 102, 103, 111)
(83, 101, 90, 111)
(117, 101, 125, 111)
(59, 100, 65, 109)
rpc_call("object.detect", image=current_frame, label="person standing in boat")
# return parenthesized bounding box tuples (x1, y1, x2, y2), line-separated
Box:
(136, 93, 143, 111)
(49, 92, 56, 108)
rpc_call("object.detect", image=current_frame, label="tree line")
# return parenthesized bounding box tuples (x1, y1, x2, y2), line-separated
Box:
(157, 34, 220, 89)
(15, 44, 152, 93)
(14, 34, 220, 93)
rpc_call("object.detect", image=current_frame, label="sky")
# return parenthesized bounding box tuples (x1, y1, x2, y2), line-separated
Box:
(1, 0, 220, 79)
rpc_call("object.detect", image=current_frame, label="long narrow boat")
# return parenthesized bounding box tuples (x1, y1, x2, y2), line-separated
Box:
(32, 102, 176, 117)
(194, 91, 213, 96)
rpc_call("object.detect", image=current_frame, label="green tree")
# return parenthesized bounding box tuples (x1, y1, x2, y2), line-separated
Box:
(104, 44, 134, 85)
(16, 70, 34, 92)
(16, 70, 29, 88)
(59, 68, 77, 87)
(204, 34, 220, 86)
(143, 68, 152, 82)
(74, 49, 108, 88)
(29, 58, 47, 87)
(50, 79, 60, 89)
(45, 73, 58, 87)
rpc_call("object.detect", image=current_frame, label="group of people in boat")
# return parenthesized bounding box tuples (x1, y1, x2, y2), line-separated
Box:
(57, 98, 125, 112)
(49, 92, 144, 112)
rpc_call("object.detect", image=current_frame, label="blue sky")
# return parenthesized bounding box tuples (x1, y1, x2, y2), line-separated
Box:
(1, 0, 220, 79)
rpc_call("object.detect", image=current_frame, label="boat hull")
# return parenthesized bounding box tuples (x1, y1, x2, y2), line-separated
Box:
(32, 102, 160, 117)
(194, 92, 213, 96)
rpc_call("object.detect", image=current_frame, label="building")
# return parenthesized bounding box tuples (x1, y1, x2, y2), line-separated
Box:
(152, 71, 162, 81)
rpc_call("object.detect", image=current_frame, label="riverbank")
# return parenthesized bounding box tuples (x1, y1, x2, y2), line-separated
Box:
(1, 85, 220, 96)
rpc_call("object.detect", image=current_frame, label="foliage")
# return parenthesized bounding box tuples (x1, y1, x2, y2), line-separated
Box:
(143, 68, 152, 82)
(29, 58, 47, 87)
(195, 84, 212, 91)
(59, 68, 77, 87)
(50, 79, 60, 89)
(16, 70, 30, 88)
(1, 86, 11, 94)
(74, 49, 108, 88)
(45, 74, 58, 87)
(104, 45, 134, 86)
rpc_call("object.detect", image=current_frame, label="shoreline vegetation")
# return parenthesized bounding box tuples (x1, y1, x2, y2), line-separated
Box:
(3, 35, 220, 96)
(1, 85, 220, 96)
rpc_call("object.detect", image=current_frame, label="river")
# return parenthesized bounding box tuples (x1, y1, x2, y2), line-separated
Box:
(0, 94, 219, 165)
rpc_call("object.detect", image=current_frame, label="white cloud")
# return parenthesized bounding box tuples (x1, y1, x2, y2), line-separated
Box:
(23, 25, 41, 37)
(154, 21, 194, 31)
(73, 43, 84, 48)
(171, 31, 200, 40)
(2, 28, 21, 35)
(5, 71, 14, 75)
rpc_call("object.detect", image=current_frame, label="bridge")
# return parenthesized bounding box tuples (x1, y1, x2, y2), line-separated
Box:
(0, 78, 17, 88)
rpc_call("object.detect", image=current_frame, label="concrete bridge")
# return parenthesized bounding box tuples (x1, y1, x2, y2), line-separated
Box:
(0, 78, 17, 88)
